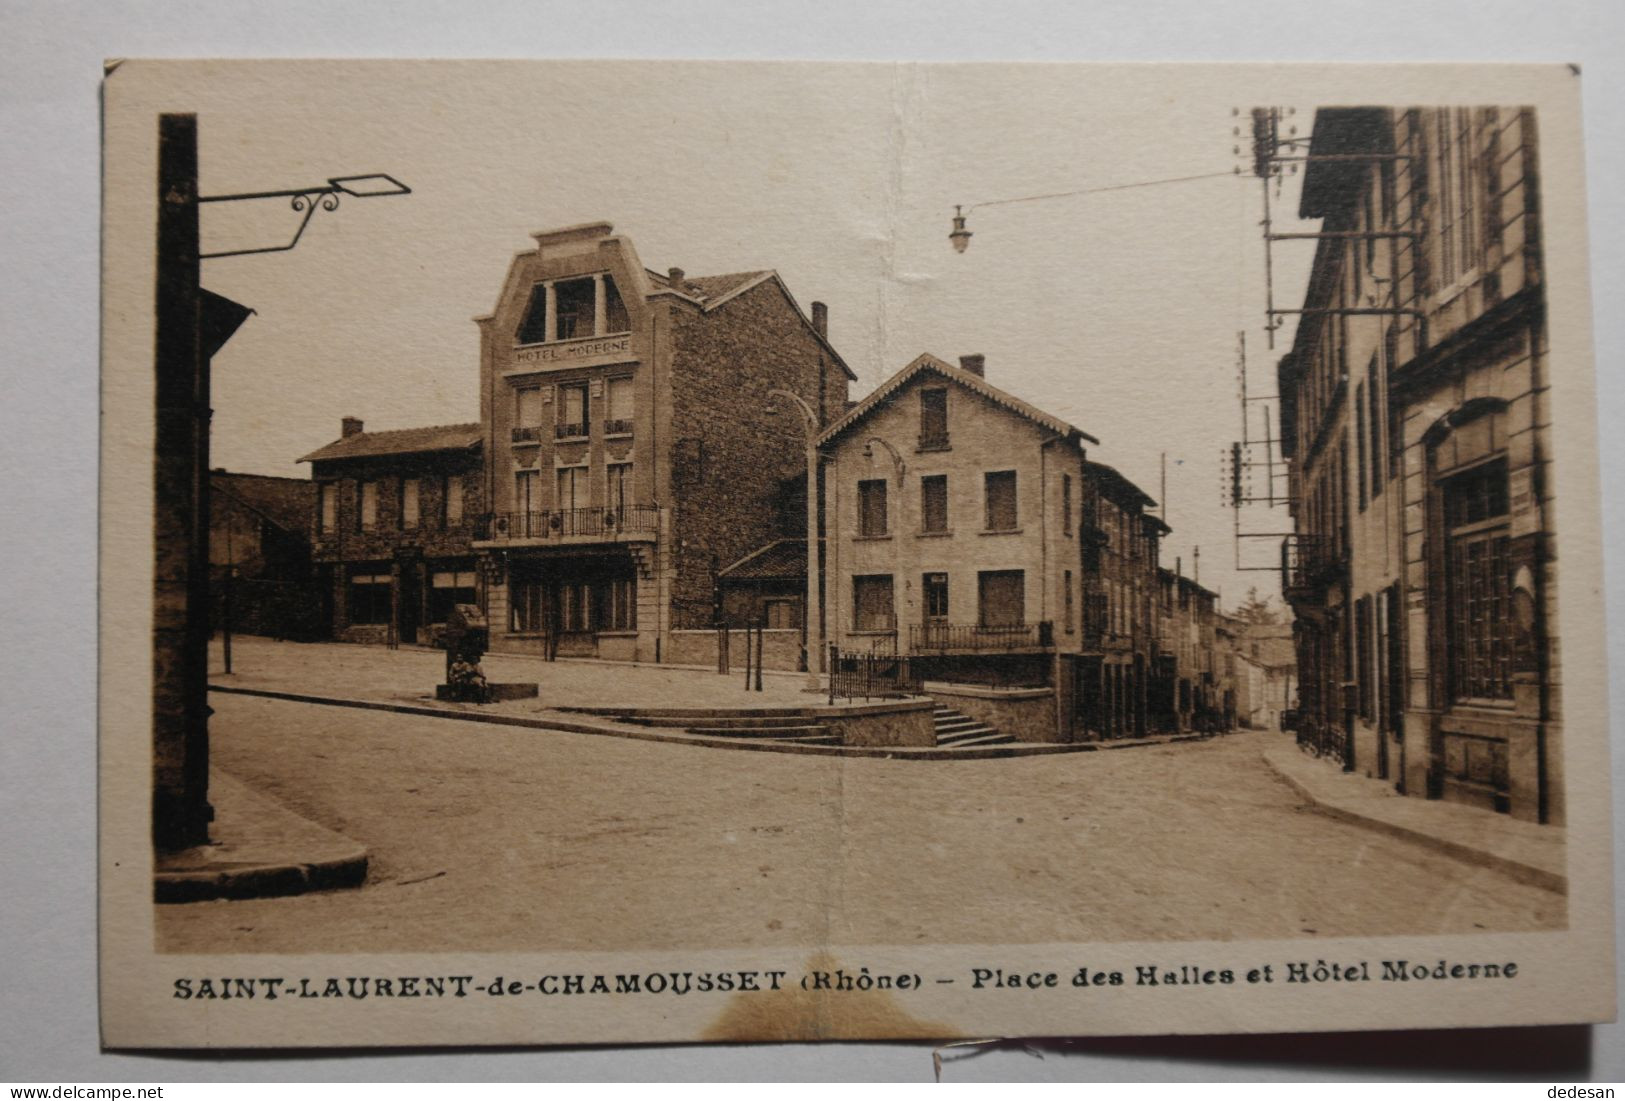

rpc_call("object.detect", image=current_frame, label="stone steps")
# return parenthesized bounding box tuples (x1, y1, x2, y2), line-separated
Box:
(932, 706, 1015, 748)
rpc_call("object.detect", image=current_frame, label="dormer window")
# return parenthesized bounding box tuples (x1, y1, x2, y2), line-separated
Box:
(516, 273, 631, 345)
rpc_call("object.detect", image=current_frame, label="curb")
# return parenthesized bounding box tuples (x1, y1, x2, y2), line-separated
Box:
(1261, 746, 1565, 895)
(209, 683, 1218, 761)
(154, 772, 370, 904)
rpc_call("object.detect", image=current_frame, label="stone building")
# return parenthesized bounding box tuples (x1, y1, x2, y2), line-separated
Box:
(207, 470, 320, 640)
(1277, 106, 1558, 823)
(299, 419, 483, 645)
(817, 351, 1171, 742)
(471, 222, 852, 665)
(1155, 566, 1226, 733)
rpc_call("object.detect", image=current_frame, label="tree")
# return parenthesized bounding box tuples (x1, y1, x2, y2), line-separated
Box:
(1232, 586, 1284, 626)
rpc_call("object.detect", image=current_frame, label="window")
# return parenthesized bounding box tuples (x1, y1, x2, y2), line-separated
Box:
(443, 476, 464, 525)
(1063, 569, 1075, 633)
(603, 276, 630, 333)
(1369, 353, 1386, 498)
(401, 478, 420, 530)
(514, 387, 544, 441)
(556, 465, 587, 513)
(1355, 594, 1375, 720)
(763, 599, 799, 630)
(557, 383, 589, 439)
(852, 575, 895, 632)
(1434, 108, 1482, 288)
(606, 462, 633, 513)
(554, 278, 596, 341)
(318, 483, 337, 534)
(510, 575, 545, 633)
(348, 569, 391, 625)
(923, 572, 949, 622)
(514, 469, 540, 518)
(557, 580, 592, 633)
(858, 479, 888, 537)
(359, 480, 378, 531)
(978, 570, 1024, 629)
(516, 284, 549, 345)
(919, 388, 949, 449)
(601, 577, 637, 631)
(920, 474, 948, 533)
(1356, 381, 1369, 511)
(984, 470, 1017, 531)
(1444, 460, 1513, 702)
(1062, 474, 1073, 535)
(606, 376, 634, 435)
(429, 568, 478, 624)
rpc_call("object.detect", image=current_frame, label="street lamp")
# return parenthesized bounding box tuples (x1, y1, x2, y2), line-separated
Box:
(200, 173, 412, 260)
(948, 205, 972, 254)
(766, 388, 822, 690)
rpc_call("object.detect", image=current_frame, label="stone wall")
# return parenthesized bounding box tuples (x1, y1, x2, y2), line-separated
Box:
(927, 683, 1061, 744)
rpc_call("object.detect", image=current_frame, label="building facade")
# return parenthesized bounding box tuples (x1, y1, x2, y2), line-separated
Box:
(817, 352, 1176, 742)
(300, 419, 483, 646)
(471, 222, 851, 664)
(1277, 107, 1558, 823)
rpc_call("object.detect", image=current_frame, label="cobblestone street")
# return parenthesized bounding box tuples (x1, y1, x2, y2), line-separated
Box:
(158, 679, 1565, 954)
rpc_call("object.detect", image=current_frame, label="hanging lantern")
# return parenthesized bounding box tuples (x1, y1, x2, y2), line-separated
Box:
(948, 205, 972, 253)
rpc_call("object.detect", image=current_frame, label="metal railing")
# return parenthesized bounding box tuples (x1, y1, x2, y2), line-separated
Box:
(1281, 534, 1340, 598)
(829, 644, 922, 702)
(478, 505, 660, 540)
(908, 621, 1054, 653)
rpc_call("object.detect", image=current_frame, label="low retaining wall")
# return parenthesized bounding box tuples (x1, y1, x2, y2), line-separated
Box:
(666, 628, 804, 672)
(927, 684, 1061, 744)
(827, 700, 937, 748)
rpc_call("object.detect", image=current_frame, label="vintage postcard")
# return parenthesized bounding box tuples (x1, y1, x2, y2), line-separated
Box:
(99, 60, 1615, 1048)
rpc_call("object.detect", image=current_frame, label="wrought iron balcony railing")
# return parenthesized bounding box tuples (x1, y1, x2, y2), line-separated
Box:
(555, 422, 588, 440)
(477, 505, 660, 541)
(512, 425, 543, 443)
(1281, 534, 1342, 600)
(908, 621, 1054, 653)
(603, 418, 634, 436)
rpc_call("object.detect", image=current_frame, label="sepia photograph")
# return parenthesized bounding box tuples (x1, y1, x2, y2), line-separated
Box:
(96, 59, 1614, 1048)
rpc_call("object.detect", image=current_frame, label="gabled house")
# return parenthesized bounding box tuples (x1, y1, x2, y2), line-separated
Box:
(816, 351, 1169, 742)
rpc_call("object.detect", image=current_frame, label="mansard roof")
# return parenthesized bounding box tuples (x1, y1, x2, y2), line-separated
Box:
(818, 352, 1099, 448)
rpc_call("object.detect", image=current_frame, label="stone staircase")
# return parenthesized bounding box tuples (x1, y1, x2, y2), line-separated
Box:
(561, 707, 842, 746)
(932, 706, 1015, 749)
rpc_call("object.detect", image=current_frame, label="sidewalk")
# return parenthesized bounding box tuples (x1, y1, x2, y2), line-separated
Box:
(154, 769, 369, 903)
(1261, 736, 1566, 894)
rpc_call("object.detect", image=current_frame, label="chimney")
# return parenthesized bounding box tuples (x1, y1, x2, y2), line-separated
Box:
(811, 301, 829, 339)
(667, 267, 686, 288)
(959, 354, 985, 378)
(341, 416, 364, 438)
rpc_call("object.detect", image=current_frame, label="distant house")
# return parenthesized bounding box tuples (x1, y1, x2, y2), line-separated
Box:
(208, 470, 319, 639)
(299, 418, 483, 646)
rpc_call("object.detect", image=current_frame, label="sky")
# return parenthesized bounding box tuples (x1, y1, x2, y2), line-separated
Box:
(149, 61, 1316, 610)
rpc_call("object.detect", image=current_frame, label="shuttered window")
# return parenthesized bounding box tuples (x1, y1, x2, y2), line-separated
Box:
(852, 575, 895, 632)
(984, 470, 1017, 531)
(858, 479, 888, 537)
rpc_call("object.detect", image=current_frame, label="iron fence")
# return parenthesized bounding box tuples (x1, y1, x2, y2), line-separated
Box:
(908, 621, 1053, 653)
(828, 645, 922, 702)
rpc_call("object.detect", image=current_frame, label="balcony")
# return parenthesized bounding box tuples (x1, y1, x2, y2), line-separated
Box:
(603, 418, 633, 436)
(512, 425, 543, 444)
(475, 505, 661, 546)
(555, 422, 588, 441)
(1281, 534, 1343, 603)
(908, 621, 1054, 654)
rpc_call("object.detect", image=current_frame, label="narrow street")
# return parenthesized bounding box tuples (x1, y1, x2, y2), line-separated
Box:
(157, 691, 1565, 954)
